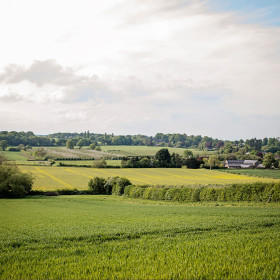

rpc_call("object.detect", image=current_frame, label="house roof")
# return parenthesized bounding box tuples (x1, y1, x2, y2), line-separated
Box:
(243, 160, 258, 164)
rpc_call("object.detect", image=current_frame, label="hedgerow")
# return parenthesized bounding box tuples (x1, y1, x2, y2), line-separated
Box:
(122, 182, 280, 202)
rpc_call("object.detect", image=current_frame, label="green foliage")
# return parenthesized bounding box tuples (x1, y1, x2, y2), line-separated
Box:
(34, 147, 48, 159)
(0, 196, 280, 279)
(88, 177, 106, 195)
(0, 140, 8, 151)
(0, 165, 33, 197)
(112, 177, 132, 195)
(124, 182, 280, 203)
(155, 148, 171, 167)
(76, 139, 85, 149)
(66, 140, 74, 149)
(263, 153, 277, 168)
(183, 149, 194, 158)
(92, 159, 107, 168)
(0, 153, 7, 165)
(89, 143, 96, 150)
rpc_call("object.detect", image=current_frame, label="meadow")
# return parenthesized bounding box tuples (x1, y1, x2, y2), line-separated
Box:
(100, 145, 214, 157)
(0, 196, 279, 279)
(221, 169, 280, 179)
(18, 166, 279, 191)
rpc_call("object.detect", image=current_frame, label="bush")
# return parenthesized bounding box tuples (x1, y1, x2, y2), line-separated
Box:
(8, 147, 20, 152)
(129, 186, 146, 198)
(92, 159, 107, 168)
(104, 177, 119, 195)
(0, 165, 34, 198)
(44, 191, 59, 196)
(88, 177, 106, 194)
(124, 185, 134, 196)
(112, 177, 132, 195)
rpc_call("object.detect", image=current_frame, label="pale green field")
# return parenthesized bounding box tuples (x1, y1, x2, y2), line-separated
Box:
(101, 145, 213, 157)
(19, 166, 279, 191)
(54, 160, 122, 166)
(1, 151, 29, 161)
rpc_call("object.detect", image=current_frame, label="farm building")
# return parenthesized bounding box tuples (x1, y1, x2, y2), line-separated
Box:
(224, 160, 264, 169)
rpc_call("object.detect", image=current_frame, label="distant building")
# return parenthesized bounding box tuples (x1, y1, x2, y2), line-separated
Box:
(224, 160, 262, 169)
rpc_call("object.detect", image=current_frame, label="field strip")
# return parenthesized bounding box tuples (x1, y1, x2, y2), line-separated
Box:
(124, 169, 187, 185)
(90, 168, 153, 185)
(150, 169, 199, 181)
(171, 169, 219, 179)
(63, 168, 93, 178)
(35, 167, 74, 189)
(120, 169, 159, 185)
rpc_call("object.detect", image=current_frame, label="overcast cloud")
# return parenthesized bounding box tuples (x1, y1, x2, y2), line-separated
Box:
(0, 0, 279, 140)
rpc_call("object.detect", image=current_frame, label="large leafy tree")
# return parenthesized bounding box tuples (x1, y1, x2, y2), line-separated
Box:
(263, 153, 276, 168)
(0, 140, 8, 151)
(66, 140, 74, 149)
(155, 148, 171, 167)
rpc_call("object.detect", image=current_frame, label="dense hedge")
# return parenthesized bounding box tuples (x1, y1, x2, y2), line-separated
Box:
(122, 182, 280, 202)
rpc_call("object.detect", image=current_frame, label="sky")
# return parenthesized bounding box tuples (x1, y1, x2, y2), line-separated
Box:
(0, 0, 279, 140)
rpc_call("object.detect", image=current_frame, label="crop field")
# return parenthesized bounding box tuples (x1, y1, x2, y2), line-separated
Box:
(18, 166, 279, 191)
(220, 169, 280, 179)
(0, 196, 279, 279)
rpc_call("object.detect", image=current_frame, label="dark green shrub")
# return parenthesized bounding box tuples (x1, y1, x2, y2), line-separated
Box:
(44, 191, 59, 196)
(56, 189, 81, 195)
(124, 185, 134, 196)
(112, 177, 132, 196)
(129, 186, 145, 198)
(0, 166, 34, 198)
(200, 188, 218, 201)
(88, 177, 106, 194)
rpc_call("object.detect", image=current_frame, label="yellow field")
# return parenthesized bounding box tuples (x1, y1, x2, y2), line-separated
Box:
(18, 166, 279, 191)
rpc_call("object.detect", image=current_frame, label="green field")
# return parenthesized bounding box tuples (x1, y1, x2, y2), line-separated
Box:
(220, 169, 280, 180)
(0, 196, 279, 279)
(100, 145, 213, 157)
(54, 159, 122, 166)
(1, 151, 29, 161)
(18, 166, 279, 191)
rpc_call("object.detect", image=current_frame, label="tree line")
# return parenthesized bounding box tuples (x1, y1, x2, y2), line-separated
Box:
(1, 131, 279, 153)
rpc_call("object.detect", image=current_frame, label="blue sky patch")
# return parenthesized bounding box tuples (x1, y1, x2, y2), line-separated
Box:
(206, 0, 280, 26)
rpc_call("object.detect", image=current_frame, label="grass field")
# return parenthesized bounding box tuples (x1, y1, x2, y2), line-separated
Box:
(100, 145, 214, 157)
(0, 196, 279, 279)
(220, 169, 280, 179)
(2, 146, 213, 163)
(1, 151, 29, 161)
(53, 160, 122, 166)
(18, 166, 279, 191)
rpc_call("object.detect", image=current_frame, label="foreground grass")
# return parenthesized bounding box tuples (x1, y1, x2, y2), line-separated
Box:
(0, 196, 279, 279)
(220, 169, 280, 179)
(18, 166, 279, 191)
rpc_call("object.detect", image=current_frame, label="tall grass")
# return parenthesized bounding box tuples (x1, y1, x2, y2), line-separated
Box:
(0, 196, 279, 279)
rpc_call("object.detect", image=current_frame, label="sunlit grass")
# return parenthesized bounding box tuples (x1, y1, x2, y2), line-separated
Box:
(0, 196, 279, 279)
(19, 166, 279, 190)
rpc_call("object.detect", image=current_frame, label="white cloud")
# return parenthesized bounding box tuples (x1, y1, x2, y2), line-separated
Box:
(0, 0, 279, 139)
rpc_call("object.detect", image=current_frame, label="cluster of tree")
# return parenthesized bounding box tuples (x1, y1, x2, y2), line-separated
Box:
(0, 131, 55, 147)
(88, 176, 131, 195)
(0, 154, 34, 197)
(121, 149, 202, 168)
